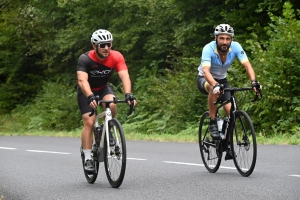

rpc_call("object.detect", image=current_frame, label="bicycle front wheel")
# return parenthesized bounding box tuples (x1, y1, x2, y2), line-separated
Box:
(199, 111, 222, 173)
(231, 110, 257, 177)
(104, 118, 127, 188)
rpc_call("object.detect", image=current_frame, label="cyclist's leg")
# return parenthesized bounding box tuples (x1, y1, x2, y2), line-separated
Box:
(81, 113, 95, 152)
(98, 83, 117, 117)
(197, 76, 220, 138)
(218, 78, 231, 116)
(78, 88, 96, 171)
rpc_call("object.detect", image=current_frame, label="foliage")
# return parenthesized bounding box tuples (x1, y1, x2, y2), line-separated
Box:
(122, 58, 205, 134)
(248, 2, 300, 134)
(0, 0, 300, 137)
(0, 78, 81, 132)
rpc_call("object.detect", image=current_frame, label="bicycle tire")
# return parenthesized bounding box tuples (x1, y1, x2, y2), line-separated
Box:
(104, 118, 127, 188)
(199, 111, 222, 173)
(81, 146, 100, 184)
(230, 110, 257, 177)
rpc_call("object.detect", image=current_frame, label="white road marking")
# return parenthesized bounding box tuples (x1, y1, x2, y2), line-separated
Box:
(163, 161, 236, 170)
(2, 147, 295, 175)
(0, 147, 17, 150)
(164, 161, 204, 167)
(289, 175, 300, 178)
(127, 158, 147, 161)
(26, 150, 71, 155)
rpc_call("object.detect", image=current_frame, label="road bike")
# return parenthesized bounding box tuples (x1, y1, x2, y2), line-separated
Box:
(198, 85, 262, 177)
(80, 96, 135, 188)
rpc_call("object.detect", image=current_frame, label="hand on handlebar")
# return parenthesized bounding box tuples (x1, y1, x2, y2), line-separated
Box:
(125, 93, 137, 106)
(251, 81, 262, 96)
(88, 94, 98, 109)
(213, 85, 220, 95)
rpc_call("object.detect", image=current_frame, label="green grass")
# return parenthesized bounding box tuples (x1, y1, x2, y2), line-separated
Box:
(1, 129, 299, 145)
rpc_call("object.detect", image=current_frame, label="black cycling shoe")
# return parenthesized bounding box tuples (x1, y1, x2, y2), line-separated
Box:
(84, 159, 95, 173)
(225, 150, 234, 161)
(209, 118, 220, 139)
(109, 131, 116, 146)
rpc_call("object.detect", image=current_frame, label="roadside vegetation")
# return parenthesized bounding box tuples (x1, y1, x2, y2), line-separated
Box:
(0, 1, 299, 144)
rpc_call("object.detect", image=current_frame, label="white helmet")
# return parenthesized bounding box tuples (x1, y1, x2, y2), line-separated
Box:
(214, 24, 234, 37)
(91, 29, 113, 44)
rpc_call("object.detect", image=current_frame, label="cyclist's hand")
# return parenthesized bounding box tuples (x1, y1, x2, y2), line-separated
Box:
(251, 80, 262, 94)
(212, 84, 220, 95)
(125, 93, 137, 106)
(87, 94, 97, 108)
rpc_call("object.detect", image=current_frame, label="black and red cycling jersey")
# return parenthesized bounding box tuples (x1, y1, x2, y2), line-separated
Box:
(77, 50, 128, 91)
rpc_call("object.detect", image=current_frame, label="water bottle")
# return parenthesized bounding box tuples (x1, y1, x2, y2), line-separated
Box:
(94, 125, 102, 146)
(222, 117, 229, 139)
(217, 117, 225, 139)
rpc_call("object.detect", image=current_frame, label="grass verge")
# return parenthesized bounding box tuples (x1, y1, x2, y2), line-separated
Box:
(0, 130, 299, 145)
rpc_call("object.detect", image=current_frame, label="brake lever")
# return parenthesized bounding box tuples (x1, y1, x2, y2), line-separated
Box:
(127, 100, 135, 115)
(251, 90, 262, 102)
(88, 95, 100, 117)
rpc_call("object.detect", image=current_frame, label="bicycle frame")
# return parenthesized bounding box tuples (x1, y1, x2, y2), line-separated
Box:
(94, 107, 112, 162)
(214, 87, 260, 140)
(91, 97, 134, 162)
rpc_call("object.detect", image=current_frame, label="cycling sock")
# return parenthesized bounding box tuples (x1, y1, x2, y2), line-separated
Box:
(83, 149, 92, 161)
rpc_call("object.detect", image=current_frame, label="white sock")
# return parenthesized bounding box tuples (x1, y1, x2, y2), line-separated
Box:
(83, 149, 92, 161)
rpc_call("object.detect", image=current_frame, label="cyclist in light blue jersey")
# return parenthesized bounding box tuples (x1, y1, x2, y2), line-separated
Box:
(196, 24, 260, 160)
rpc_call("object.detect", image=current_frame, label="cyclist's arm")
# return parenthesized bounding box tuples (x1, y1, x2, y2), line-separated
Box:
(118, 70, 132, 95)
(242, 61, 256, 83)
(234, 42, 256, 83)
(77, 71, 93, 97)
(203, 66, 219, 87)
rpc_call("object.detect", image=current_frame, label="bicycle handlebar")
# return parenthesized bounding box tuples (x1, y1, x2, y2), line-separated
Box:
(89, 96, 135, 117)
(214, 85, 263, 105)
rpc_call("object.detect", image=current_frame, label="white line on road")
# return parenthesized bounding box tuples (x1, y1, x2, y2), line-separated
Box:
(163, 161, 236, 170)
(0, 147, 17, 150)
(164, 161, 204, 167)
(289, 175, 300, 178)
(26, 150, 71, 155)
(127, 158, 147, 160)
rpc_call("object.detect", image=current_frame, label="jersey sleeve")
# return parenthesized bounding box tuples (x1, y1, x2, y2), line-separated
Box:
(77, 54, 89, 72)
(201, 44, 213, 68)
(234, 42, 249, 64)
(114, 51, 128, 72)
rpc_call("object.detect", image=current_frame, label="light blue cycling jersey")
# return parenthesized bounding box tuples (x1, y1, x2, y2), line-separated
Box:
(198, 41, 249, 80)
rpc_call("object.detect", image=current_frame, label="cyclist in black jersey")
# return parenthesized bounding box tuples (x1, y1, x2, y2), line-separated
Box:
(77, 29, 137, 173)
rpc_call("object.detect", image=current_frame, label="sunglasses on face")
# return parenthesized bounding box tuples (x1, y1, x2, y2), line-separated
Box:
(98, 42, 112, 48)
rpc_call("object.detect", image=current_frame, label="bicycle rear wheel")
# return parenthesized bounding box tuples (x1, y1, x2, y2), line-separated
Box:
(80, 146, 100, 184)
(231, 110, 257, 177)
(199, 111, 222, 173)
(104, 118, 126, 188)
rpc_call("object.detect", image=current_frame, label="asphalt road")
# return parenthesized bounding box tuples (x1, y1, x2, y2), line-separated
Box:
(0, 136, 299, 200)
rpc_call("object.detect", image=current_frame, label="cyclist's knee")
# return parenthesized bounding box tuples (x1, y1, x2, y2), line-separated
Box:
(82, 114, 94, 127)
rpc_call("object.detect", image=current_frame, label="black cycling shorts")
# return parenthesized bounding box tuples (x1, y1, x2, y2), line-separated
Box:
(196, 75, 231, 102)
(77, 83, 115, 115)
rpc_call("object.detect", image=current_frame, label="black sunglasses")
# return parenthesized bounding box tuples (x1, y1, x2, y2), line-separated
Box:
(98, 42, 112, 48)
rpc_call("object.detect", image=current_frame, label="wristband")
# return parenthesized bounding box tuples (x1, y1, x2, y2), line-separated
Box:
(213, 83, 220, 89)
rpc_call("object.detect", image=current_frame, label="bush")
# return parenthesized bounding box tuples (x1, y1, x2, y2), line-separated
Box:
(249, 2, 300, 135)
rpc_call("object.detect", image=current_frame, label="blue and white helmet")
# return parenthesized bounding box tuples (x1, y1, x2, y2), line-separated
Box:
(214, 24, 234, 37)
(91, 29, 113, 44)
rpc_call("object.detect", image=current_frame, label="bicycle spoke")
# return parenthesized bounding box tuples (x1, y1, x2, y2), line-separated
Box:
(231, 111, 257, 177)
(104, 119, 126, 188)
(199, 111, 222, 173)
